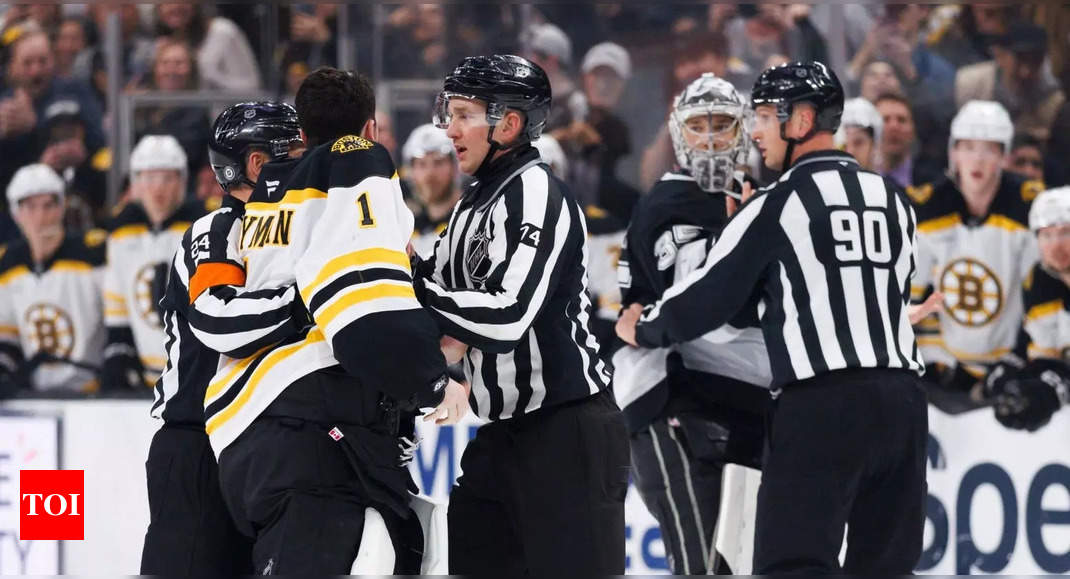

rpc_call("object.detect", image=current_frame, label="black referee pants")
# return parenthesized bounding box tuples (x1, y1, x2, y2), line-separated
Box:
(631, 409, 763, 575)
(448, 390, 630, 575)
(753, 368, 928, 573)
(140, 424, 252, 575)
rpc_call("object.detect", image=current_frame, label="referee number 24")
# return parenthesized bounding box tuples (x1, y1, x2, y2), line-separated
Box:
(830, 210, 891, 264)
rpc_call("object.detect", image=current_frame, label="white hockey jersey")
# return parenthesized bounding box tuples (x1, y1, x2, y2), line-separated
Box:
(909, 173, 1044, 376)
(200, 137, 446, 456)
(103, 200, 212, 381)
(0, 231, 107, 392)
(1021, 263, 1070, 362)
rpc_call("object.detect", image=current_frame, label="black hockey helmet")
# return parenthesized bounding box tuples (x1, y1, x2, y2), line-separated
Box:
(208, 101, 301, 191)
(752, 61, 843, 136)
(434, 54, 552, 144)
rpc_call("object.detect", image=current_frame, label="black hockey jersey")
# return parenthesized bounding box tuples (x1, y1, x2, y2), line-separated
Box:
(153, 194, 306, 424)
(614, 171, 770, 432)
(1022, 263, 1070, 363)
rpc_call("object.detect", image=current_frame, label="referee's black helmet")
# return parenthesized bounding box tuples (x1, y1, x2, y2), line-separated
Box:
(208, 101, 301, 191)
(751, 61, 844, 139)
(436, 54, 552, 143)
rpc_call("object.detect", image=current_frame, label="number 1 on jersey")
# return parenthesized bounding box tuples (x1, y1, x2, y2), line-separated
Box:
(357, 192, 376, 228)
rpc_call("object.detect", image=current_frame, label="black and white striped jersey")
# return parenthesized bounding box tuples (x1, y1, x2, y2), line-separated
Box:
(614, 171, 771, 432)
(414, 145, 611, 421)
(152, 195, 305, 425)
(635, 151, 924, 389)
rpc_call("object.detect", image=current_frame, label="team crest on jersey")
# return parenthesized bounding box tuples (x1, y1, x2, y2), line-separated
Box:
(25, 303, 74, 359)
(466, 228, 493, 285)
(135, 263, 168, 329)
(1021, 180, 1044, 203)
(906, 183, 933, 205)
(939, 258, 1003, 326)
(330, 134, 373, 154)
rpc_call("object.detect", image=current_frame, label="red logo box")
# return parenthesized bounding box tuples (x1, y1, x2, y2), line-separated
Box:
(20, 470, 84, 540)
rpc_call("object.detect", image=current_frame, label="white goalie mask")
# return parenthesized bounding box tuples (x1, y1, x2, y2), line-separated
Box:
(668, 73, 749, 193)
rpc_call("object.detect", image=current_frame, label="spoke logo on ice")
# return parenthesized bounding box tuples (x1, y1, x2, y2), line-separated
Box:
(19, 470, 83, 540)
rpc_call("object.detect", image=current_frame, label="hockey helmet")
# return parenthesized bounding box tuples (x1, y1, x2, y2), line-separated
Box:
(401, 123, 454, 166)
(208, 101, 301, 191)
(835, 97, 883, 149)
(669, 72, 749, 193)
(948, 100, 1013, 174)
(7, 163, 65, 208)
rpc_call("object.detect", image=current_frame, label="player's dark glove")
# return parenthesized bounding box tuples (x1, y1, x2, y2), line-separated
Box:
(982, 354, 1026, 400)
(993, 370, 1067, 432)
(929, 362, 978, 393)
(102, 352, 145, 390)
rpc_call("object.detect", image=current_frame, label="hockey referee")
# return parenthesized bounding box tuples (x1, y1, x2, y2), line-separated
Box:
(412, 54, 629, 574)
(618, 62, 928, 573)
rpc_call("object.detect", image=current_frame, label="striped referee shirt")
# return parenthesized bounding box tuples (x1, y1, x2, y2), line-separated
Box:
(415, 145, 611, 421)
(153, 195, 305, 424)
(635, 150, 924, 389)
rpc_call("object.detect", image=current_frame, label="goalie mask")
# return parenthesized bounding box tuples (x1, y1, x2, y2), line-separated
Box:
(668, 73, 749, 193)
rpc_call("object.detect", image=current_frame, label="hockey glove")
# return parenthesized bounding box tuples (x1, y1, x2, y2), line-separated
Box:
(993, 371, 1067, 432)
(102, 352, 145, 390)
(982, 353, 1026, 400)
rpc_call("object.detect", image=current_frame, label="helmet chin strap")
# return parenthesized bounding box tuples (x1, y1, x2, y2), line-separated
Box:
(475, 126, 525, 176)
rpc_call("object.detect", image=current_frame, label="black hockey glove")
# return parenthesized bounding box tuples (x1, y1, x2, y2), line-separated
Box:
(102, 352, 145, 390)
(993, 370, 1067, 432)
(982, 353, 1026, 400)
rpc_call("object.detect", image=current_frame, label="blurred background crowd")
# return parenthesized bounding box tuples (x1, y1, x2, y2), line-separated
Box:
(0, 2, 1067, 397)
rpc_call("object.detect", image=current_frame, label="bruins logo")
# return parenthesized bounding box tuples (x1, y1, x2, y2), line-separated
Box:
(25, 303, 75, 359)
(939, 258, 1003, 326)
(330, 134, 373, 154)
(906, 183, 933, 205)
(135, 263, 167, 329)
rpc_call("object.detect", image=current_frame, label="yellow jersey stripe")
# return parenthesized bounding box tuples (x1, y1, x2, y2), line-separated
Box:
(917, 213, 961, 234)
(104, 308, 128, 317)
(301, 247, 411, 303)
(205, 343, 273, 402)
(1027, 299, 1062, 322)
(0, 324, 17, 336)
(104, 291, 127, 303)
(1029, 345, 1061, 359)
(986, 214, 1028, 233)
(206, 329, 326, 435)
(168, 222, 192, 235)
(0, 265, 30, 286)
(315, 282, 416, 329)
(51, 260, 93, 273)
(245, 187, 328, 212)
(110, 224, 149, 240)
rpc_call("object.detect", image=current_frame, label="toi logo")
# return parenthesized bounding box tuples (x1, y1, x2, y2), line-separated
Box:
(19, 470, 83, 540)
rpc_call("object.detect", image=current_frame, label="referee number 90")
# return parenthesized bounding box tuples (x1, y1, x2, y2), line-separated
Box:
(830, 210, 891, 264)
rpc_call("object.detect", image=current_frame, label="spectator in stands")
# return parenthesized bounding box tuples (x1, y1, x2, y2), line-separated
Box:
(0, 21, 104, 201)
(382, 4, 450, 79)
(875, 92, 944, 189)
(54, 17, 91, 81)
(132, 38, 210, 180)
(1005, 134, 1047, 183)
(1, 5, 60, 37)
(859, 60, 905, 104)
(928, 4, 1016, 69)
(38, 99, 109, 227)
(154, 4, 261, 92)
(374, 110, 398, 162)
(721, 3, 828, 88)
(84, 4, 155, 90)
(1047, 70, 1070, 186)
(849, 4, 956, 143)
(278, 5, 337, 94)
(524, 22, 577, 132)
(956, 21, 1065, 144)
(639, 31, 733, 190)
(578, 42, 631, 113)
